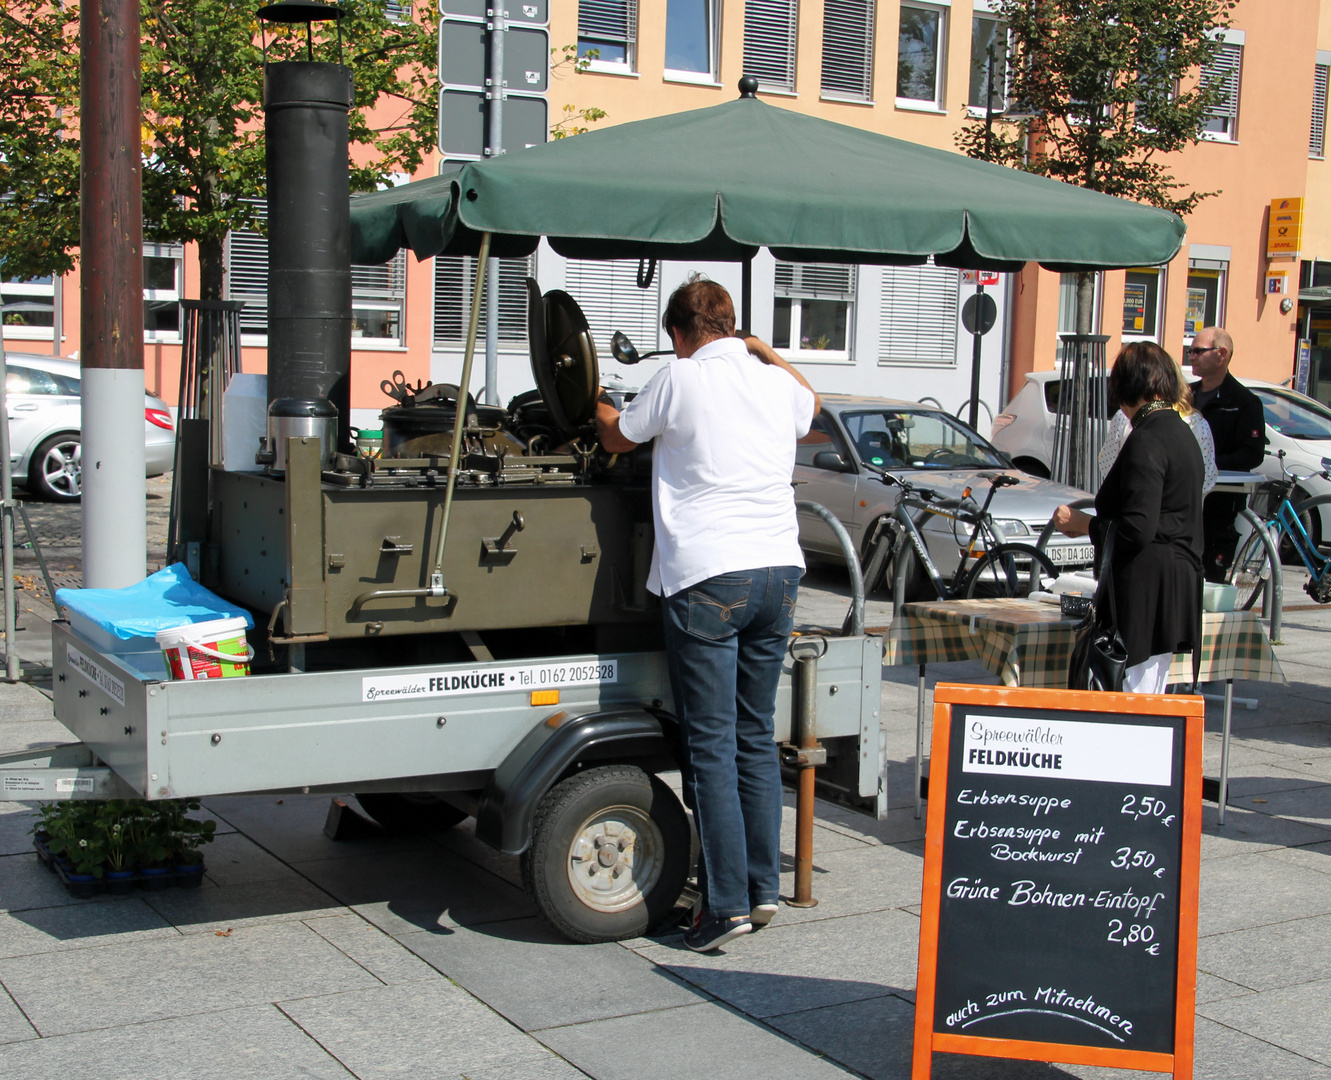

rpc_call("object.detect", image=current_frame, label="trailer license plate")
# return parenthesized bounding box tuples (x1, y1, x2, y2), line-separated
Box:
(362, 659, 619, 702)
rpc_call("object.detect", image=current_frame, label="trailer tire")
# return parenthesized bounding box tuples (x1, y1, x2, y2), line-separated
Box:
(522, 764, 689, 944)
(354, 793, 468, 833)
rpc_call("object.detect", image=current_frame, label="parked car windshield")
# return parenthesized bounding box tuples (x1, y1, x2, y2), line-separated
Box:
(839, 409, 1007, 471)
(1254, 389, 1331, 441)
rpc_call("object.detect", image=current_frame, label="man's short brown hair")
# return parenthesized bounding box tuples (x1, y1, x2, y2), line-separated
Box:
(662, 273, 735, 347)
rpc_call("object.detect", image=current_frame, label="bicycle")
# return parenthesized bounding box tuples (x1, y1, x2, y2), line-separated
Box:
(859, 472, 1059, 616)
(1230, 450, 1331, 610)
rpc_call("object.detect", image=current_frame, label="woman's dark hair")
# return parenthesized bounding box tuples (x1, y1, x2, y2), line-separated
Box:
(662, 273, 735, 345)
(1108, 341, 1183, 412)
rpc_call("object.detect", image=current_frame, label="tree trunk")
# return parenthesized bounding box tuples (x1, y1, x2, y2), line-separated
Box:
(1075, 270, 1096, 335)
(197, 236, 224, 302)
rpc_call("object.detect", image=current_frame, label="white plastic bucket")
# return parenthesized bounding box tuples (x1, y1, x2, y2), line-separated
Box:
(155, 617, 253, 681)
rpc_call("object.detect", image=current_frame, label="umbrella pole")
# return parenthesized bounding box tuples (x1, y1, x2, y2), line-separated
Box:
(431, 231, 493, 591)
(742, 255, 752, 332)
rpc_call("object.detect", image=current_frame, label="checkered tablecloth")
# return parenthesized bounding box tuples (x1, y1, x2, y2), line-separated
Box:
(883, 599, 1285, 688)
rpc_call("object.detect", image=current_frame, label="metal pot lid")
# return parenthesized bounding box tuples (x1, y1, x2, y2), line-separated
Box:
(526, 278, 598, 439)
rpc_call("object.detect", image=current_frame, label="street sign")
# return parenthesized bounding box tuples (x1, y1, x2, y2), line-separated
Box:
(439, 22, 549, 94)
(439, 88, 548, 158)
(962, 270, 1001, 286)
(440, 0, 548, 24)
(961, 293, 998, 336)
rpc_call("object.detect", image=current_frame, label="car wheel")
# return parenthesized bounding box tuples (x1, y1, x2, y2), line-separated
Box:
(30, 434, 82, 502)
(521, 765, 690, 944)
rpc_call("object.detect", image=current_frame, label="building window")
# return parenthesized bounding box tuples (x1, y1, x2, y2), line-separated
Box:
(897, 3, 946, 109)
(563, 259, 662, 358)
(1200, 36, 1242, 141)
(352, 252, 407, 348)
(432, 256, 533, 349)
(666, 0, 719, 82)
(144, 243, 184, 343)
(1057, 272, 1103, 335)
(1313, 61, 1329, 159)
(1121, 267, 1165, 342)
(774, 261, 855, 362)
(969, 14, 1007, 114)
(1185, 260, 1227, 337)
(579, 0, 638, 71)
(743, 0, 798, 93)
(226, 202, 269, 342)
(384, 0, 411, 21)
(821, 0, 875, 101)
(1, 275, 57, 342)
(878, 259, 958, 366)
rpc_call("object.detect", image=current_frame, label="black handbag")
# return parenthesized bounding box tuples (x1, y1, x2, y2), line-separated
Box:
(1068, 523, 1129, 692)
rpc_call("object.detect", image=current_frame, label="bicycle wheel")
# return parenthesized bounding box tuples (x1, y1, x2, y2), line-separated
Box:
(1231, 526, 1274, 611)
(962, 543, 1059, 599)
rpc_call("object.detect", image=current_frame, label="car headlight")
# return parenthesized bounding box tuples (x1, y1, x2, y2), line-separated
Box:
(991, 414, 1016, 432)
(994, 518, 1031, 537)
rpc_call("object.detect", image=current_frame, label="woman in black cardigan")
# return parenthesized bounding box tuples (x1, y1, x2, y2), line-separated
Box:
(1053, 343, 1205, 693)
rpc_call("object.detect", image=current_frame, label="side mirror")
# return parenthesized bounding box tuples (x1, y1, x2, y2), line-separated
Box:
(813, 450, 854, 473)
(611, 331, 642, 365)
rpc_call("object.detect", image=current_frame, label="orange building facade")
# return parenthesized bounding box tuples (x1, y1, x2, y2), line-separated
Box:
(4, 0, 1328, 429)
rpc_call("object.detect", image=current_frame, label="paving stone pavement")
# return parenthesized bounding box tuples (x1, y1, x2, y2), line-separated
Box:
(2, 550, 1331, 1078)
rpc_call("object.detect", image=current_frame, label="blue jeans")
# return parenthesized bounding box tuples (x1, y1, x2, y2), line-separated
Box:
(662, 566, 801, 919)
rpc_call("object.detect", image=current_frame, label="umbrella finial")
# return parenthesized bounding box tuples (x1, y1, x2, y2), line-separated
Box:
(738, 76, 759, 98)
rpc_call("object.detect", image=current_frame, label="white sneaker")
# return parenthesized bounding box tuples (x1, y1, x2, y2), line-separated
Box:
(750, 902, 779, 930)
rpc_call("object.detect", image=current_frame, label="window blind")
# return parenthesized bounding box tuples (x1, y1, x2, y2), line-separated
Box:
(821, 0, 875, 99)
(432, 256, 532, 347)
(743, 0, 798, 92)
(878, 261, 959, 366)
(563, 259, 662, 355)
(1201, 42, 1242, 122)
(775, 262, 855, 299)
(1313, 64, 1328, 158)
(579, 0, 638, 47)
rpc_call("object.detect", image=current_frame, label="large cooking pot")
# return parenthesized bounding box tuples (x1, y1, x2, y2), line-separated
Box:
(380, 385, 520, 459)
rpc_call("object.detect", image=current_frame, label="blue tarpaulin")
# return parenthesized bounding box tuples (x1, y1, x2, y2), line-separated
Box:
(56, 564, 253, 641)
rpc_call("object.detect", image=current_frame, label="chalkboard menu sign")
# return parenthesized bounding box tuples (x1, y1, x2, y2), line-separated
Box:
(913, 684, 1204, 1080)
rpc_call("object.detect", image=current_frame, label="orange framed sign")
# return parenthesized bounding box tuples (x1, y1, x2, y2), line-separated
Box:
(912, 684, 1204, 1079)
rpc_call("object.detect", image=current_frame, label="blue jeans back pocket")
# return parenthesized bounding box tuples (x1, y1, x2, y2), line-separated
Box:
(685, 576, 753, 641)
(770, 573, 800, 636)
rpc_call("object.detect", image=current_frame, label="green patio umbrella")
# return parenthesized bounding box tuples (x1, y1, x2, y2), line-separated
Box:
(350, 82, 1185, 272)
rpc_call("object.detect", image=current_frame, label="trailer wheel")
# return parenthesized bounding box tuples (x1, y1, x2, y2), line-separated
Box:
(522, 764, 689, 944)
(354, 793, 468, 833)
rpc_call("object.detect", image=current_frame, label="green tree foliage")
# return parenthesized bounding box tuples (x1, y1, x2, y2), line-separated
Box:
(0, 0, 440, 296)
(955, 0, 1237, 216)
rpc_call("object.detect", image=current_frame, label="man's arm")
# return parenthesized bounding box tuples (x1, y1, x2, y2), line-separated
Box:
(595, 392, 640, 454)
(745, 336, 822, 415)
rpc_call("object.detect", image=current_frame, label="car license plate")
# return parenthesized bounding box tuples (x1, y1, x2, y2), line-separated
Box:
(1047, 544, 1094, 566)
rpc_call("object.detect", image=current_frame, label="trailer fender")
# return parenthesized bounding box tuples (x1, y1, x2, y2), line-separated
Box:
(476, 708, 679, 855)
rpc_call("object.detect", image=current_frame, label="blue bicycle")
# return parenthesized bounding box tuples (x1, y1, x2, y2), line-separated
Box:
(1230, 451, 1331, 609)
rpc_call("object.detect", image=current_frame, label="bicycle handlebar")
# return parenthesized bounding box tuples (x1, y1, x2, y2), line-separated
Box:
(1268, 448, 1330, 486)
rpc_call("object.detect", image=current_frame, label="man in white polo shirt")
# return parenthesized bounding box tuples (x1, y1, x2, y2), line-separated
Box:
(595, 274, 819, 952)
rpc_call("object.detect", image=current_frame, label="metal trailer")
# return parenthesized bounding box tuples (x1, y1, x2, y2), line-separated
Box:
(3, 613, 884, 943)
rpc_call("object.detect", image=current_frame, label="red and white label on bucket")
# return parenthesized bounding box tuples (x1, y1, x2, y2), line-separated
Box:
(361, 660, 619, 702)
(66, 644, 127, 706)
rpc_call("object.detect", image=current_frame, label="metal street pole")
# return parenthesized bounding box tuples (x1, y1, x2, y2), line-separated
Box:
(483, 5, 506, 406)
(968, 50, 996, 433)
(80, 0, 147, 589)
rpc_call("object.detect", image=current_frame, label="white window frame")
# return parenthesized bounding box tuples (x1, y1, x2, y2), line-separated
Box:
(1, 275, 58, 342)
(774, 261, 856, 364)
(578, 0, 639, 74)
(143, 242, 184, 344)
(1200, 29, 1243, 143)
(351, 251, 408, 350)
(1312, 53, 1330, 159)
(664, 0, 722, 85)
(877, 259, 959, 367)
(1057, 271, 1104, 336)
(896, 0, 949, 112)
(432, 255, 534, 351)
(563, 259, 662, 357)
(821, 0, 876, 103)
(1120, 266, 1167, 345)
(743, 0, 799, 94)
(968, 12, 1007, 117)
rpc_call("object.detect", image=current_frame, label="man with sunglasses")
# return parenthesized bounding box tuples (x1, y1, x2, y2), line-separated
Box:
(1187, 327, 1266, 582)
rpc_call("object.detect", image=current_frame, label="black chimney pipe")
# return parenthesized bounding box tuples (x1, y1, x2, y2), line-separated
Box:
(263, 60, 353, 464)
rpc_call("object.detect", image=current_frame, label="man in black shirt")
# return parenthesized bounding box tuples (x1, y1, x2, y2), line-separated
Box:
(1186, 326, 1267, 582)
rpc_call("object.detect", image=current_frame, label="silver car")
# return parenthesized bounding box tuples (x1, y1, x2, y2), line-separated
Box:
(3, 352, 175, 502)
(795, 395, 1096, 589)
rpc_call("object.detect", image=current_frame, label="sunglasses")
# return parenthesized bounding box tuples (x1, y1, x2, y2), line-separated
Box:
(1185, 346, 1214, 357)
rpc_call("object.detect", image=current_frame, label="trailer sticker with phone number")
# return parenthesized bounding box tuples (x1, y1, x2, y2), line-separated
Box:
(362, 660, 618, 702)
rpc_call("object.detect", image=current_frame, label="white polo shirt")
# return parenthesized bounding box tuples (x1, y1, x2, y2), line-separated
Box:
(617, 337, 816, 597)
